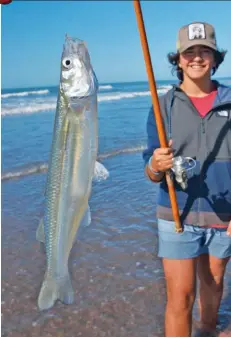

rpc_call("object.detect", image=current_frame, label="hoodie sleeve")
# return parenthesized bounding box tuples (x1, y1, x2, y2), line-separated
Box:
(142, 106, 160, 165)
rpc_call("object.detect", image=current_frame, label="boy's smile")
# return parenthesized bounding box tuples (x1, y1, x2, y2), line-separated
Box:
(179, 45, 215, 80)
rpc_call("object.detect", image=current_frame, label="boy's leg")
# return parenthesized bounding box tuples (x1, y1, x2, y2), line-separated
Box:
(198, 254, 230, 332)
(198, 227, 231, 333)
(163, 258, 197, 337)
(157, 219, 203, 336)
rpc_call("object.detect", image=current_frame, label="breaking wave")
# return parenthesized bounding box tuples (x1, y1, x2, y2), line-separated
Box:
(1, 146, 146, 182)
(99, 85, 113, 90)
(98, 91, 150, 102)
(157, 85, 173, 95)
(1, 103, 56, 116)
(1, 163, 48, 181)
(1, 89, 49, 99)
(98, 145, 146, 159)
(1, 86, 172, 116)
(97, 85, 172, 102)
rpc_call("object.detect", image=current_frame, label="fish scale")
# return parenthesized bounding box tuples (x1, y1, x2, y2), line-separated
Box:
(36, 36, 102, 310)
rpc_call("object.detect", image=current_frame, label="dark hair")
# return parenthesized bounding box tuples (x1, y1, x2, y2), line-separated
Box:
(167, 49, 227, 81)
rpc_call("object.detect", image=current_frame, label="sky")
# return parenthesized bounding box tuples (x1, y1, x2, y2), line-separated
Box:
(1, 1, 231, 89)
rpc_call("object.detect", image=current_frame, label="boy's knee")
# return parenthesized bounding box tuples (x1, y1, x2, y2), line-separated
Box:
(200, 274, 224, 292)
(167, 289, 196, 314)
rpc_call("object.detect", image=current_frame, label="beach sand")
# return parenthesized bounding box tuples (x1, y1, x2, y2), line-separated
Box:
(2, 214, 231, 337)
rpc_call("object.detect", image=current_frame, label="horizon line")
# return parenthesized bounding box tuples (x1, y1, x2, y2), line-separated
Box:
(2, 76, 231, 91)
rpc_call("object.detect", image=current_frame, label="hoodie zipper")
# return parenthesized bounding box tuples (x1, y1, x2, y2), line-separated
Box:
(198, 118, 206, 225)
(201, 118, 205, 133)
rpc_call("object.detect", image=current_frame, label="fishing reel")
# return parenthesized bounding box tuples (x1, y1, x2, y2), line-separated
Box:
(171, 156, 196, 190)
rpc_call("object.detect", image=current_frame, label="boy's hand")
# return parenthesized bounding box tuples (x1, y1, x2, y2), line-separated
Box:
(150, 139, 174, 172)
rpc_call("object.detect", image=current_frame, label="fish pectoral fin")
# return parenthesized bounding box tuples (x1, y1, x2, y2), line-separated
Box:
(93, 161, 109, 181)
(38, 273, 74, 311)
(80, 204, 91, 227)
(36, 218, 45, 243)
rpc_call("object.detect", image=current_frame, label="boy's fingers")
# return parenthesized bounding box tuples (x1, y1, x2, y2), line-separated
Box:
(157, 148, 173, 155)
(161, 160, 174, 168)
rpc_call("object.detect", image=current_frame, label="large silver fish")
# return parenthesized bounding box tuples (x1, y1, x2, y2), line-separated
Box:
(36, 36, 107, 311)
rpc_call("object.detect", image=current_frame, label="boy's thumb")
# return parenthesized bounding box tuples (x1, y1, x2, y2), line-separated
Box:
(168, 139, 173, 147)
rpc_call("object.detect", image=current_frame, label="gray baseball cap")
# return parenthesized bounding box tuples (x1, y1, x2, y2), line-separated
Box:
(176, 22, 218, 53)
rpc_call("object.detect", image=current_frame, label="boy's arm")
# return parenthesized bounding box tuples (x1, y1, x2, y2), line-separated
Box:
(143, 106, 163, 183)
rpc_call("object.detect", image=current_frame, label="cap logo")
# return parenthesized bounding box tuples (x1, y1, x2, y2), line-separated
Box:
(188, 23, 206, 40)
(217, 110, 228, 117)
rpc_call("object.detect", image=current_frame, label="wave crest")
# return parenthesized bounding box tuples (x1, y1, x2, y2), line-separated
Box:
(98, 91, 150, 102)
(1, 103, 56, 116)
(1, 163, 48, 181)
(1, 89, 49, 99)
(1, 85, 172, 116)
(99, 85, 113, 90)
(2, 146, 146, 182)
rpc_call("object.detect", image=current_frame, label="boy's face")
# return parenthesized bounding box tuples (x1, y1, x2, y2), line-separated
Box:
(178, 45, 215, 80)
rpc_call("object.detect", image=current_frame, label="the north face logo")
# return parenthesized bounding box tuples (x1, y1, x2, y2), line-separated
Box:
(217, 110, 228, 117)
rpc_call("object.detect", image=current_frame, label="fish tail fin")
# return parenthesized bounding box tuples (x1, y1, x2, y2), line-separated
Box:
(38, 273, 74, 311)
(58, 274, 74, 305)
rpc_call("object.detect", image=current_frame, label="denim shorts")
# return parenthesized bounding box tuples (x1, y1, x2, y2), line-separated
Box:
(157, 219, 231, 259)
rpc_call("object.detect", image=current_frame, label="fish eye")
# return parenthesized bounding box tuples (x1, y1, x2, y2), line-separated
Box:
(62, 58, 72, 69)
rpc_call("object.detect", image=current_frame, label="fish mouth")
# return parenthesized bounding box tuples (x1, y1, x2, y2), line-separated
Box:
(63, 35, 84, 54)
(65, 34, 83, 45)
(62, 35, 89, 68)
(61, 34, 98, 98)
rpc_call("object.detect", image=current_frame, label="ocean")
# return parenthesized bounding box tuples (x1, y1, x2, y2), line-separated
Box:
(2, 78, 231, 336)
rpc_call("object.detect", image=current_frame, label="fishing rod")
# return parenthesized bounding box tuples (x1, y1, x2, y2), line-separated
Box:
(133, 0, 183, 233)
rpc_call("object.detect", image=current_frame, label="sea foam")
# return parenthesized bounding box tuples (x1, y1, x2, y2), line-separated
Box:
(1, 85, 172, 116)
(1, 89, 49, 99)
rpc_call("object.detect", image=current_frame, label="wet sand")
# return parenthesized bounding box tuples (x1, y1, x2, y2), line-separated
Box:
(2, 155, 231, 337)
(2, 214, 231, 337)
